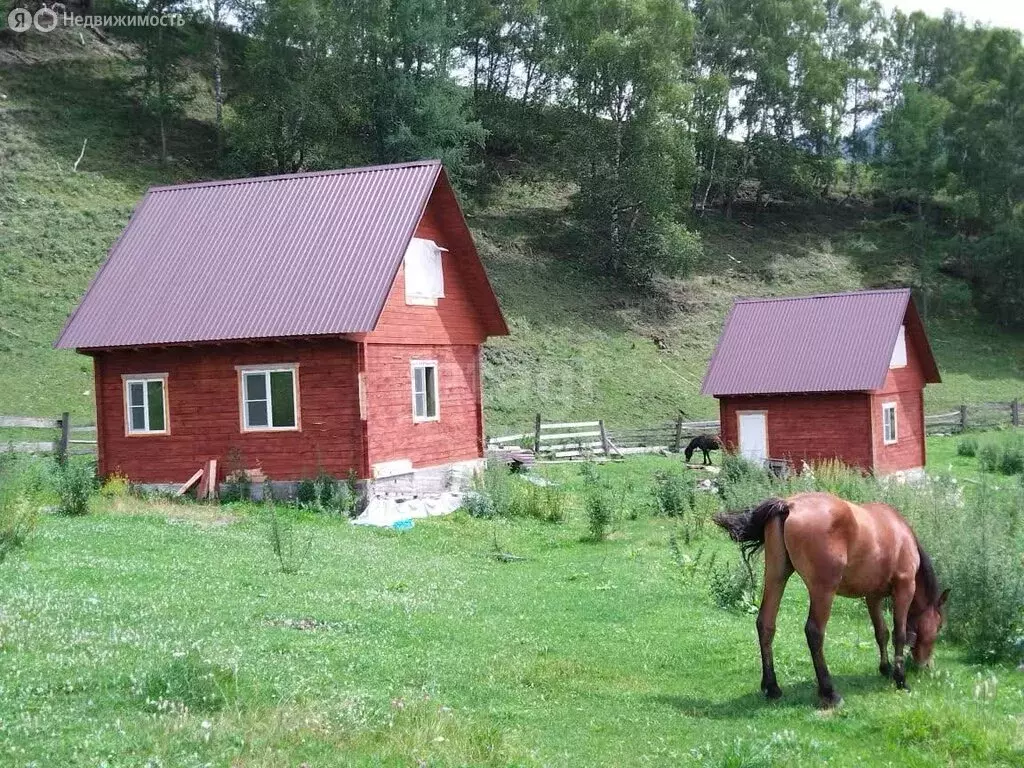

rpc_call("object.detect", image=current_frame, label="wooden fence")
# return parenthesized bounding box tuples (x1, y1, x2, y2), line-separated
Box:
(0, 413, 97, 463)
(925, 400, 1021, 434)
(491, 401, 1023, 461)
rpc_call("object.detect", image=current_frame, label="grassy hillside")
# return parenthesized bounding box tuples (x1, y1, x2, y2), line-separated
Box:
(2, 30, 1023, 434)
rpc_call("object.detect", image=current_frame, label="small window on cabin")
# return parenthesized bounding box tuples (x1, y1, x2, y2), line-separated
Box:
(889, 325, 907, 368)
(404, 237, 447, 306)
(124, 375, 168, 434)
(241, 366, 298, 431)
(411, 361, 439, 422)
(882, 402, 898, 445)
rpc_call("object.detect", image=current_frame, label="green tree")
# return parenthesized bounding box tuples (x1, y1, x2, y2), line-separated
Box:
(551, 0, 701, 280)
(133, 0, 198, 163)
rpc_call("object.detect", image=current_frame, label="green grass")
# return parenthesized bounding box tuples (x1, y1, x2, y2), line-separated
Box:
(0, 454, 1022, 766)
(928, 431, 1024, 483)
(2, 30, 1023, 434)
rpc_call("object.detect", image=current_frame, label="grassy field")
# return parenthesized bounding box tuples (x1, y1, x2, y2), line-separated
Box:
(1, 447, 1022, 767)
(2, 31, 1023, 433)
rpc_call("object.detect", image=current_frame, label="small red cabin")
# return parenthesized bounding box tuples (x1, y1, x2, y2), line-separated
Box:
(701, 289, 940, 477)
(56, 161, 508, 491)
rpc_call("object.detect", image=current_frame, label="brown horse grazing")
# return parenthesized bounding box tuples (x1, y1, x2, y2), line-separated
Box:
(714, 492, 949, 708)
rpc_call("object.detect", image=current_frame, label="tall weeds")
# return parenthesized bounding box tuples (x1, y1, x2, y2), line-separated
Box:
(0, 454, 45, 562)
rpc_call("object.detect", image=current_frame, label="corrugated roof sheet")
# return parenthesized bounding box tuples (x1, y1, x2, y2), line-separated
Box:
(56, 160, 492, 349)
(701, 289, 937, 395)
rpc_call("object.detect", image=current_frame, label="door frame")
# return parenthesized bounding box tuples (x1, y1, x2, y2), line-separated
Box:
(736, 410, 769, 461)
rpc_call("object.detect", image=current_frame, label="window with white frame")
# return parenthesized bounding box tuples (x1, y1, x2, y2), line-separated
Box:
(240, 366, 298, 430)
(882, 402, 898, 444)
(411, 361, 439, 421)
(124, 375, 168, 434)
(889, 325, 907, 368)
(404, 237, 446, 305)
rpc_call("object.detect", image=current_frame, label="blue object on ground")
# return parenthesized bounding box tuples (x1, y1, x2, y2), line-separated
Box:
(391, 519, 415, 530)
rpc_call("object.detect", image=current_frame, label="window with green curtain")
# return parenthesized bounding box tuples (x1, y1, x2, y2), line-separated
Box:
(125, 377, 166, 433)
(146, 380, 165, 431)
(243, 368, 297, 429)
(270, 370, 296, 427)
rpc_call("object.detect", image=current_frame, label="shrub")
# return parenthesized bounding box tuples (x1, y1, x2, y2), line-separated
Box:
(802, 460, 875, 502)
(708, 559, 759, 614)
(977, 443, 1000, 472)
(53, 458, 95, 516)
(957, 437, 978, 457)
(266, 507, 312, 575)
(462, 490, 496, 519)
(717, 452, 774, 510)
(997, 443, 1024, 475)
(885, 477, 1024, 662)
(653, 471, 716, 543)
(99, 472, 132, 498)
(221, 470, 252, 502)
(295, 469, 357, 515)
(517, 480, 568, 523)
(221, 448, 251, 502)
(140, 652, 238, 714)
(295, 477, 317, 505)
(976, 437, 1024, 475)
(652, 471, 688, 517)
(585, 490, 612, 541)
(0, 491, 38, 564)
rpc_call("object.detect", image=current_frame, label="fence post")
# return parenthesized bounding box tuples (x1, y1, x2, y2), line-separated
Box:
(959, 404, 968, 432)
(674, 413, 684, 453)
(57, 412, 70, 466)
(1013, 399, 1020, 427)
(533, 413, 542, 454)
(598, 419, 611, 456)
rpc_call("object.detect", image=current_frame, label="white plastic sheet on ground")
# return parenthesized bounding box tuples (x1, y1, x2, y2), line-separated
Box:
(352, 492, 463, 528)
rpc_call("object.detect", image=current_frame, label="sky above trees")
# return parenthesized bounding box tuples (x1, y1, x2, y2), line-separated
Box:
(884, 1, 1023, 30)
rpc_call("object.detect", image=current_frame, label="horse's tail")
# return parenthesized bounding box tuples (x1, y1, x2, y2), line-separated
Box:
(713, 497, 790, 567)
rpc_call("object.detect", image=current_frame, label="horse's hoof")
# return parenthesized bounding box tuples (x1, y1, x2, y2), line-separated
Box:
(763, 684, 783, 700)
(879, 661, 893, 678)
(896, 680, 911, 692)
(818, 692, 843, 709)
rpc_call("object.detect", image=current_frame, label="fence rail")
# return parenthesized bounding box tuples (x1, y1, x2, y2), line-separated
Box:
(490, 401, 1022, 461)
(0, 412, 97, 462)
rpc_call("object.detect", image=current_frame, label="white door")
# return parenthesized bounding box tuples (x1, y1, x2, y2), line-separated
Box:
(738, 412, 768, 462)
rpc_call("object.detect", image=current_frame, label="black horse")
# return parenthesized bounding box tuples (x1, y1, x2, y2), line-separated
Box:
(684, 435, 721, 465)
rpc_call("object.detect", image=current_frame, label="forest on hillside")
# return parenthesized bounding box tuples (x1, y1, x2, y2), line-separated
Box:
(5, 0, 1022, 326)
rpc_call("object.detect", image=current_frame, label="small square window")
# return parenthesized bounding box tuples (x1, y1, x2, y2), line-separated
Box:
(124, 375, 168, 435)
(240, 366, 298, 431)
(411, 361, 439, 421)
(882, 402, 898, 445)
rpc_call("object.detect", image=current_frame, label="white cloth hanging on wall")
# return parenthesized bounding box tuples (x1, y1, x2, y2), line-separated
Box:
(404, 237, 446, 304)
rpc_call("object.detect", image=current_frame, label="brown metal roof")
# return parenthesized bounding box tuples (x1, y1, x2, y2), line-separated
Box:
(701, 288, 940, 396)
(56, 160, 506, 349)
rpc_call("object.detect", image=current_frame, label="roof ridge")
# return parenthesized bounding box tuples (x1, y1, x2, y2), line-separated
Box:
(148, 159, 443, 194)
(733, 287, 910, 305)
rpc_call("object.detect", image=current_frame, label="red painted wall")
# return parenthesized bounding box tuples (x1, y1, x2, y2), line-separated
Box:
(92, 339, 363, 484)
(870, 388, 925, 474)
(870, 319, 928, 473)
(364, 197, 494, 346)
(358, 188, 492, 470)
(719, 392, 874, 472)
(362, 343, 483, 470)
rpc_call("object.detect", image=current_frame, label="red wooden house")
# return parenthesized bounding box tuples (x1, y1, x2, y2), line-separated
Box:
(56, 161, 508, 491)
(701, 289, 940, 477)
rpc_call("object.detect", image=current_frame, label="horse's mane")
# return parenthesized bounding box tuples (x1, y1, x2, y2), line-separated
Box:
(916, 541, 940, 605)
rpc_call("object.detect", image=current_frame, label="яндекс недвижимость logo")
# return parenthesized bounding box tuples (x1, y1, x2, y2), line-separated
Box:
(6, 4, 184, 33)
